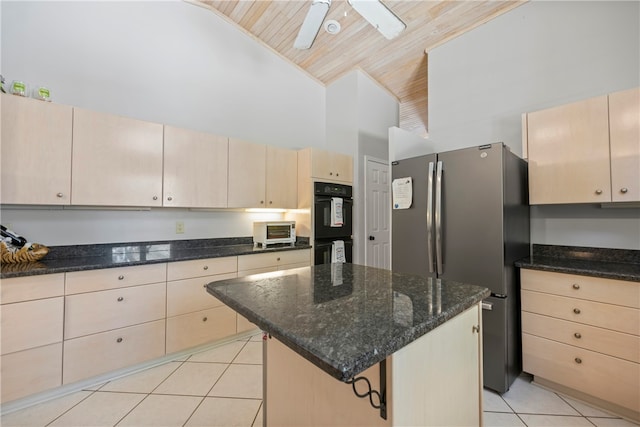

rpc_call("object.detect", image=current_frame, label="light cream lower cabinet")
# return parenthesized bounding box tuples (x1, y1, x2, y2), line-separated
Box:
(521, 269, 640, 422)
(0, 274, 65, 403)
(237, 249, 311, 276)
(63, 264, 168, 384)
(237, 249, 311, 332)
(166, 256, 239, 353)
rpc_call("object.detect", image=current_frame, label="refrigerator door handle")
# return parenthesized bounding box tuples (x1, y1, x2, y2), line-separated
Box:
(426, 161, 435, 273)
(435, 160, 443, 275)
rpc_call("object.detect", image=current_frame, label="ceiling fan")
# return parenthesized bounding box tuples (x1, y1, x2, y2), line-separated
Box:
(294, 0, 406, 50)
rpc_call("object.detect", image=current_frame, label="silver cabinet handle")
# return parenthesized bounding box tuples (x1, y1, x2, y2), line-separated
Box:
(621, 188, 628, 194)
(202, 317, 208, 322)
(117, 296, 124, 302)
(167, 196, 173, 201)
(574, 332, 582, 339)
(118, 275, 124, 280)
(472, 325, 480, 334)
(117, 337, 123, 343)
(426, 161, 435, 274)
(573, 308, 581, 314)
(153, 196, 158, 200)
(595, 189, 603, 195)
(435, 161, 443, 275)
(57, 192, 64, 198)
(482, 302, 493, 311)
(203, 265, 208, 270)
(329, 172, 333, 176)
(336, 173, 339, 177)
(260, 200, 264, 204)
(575, 357, 582, 364)
(572, 283, 580, 290)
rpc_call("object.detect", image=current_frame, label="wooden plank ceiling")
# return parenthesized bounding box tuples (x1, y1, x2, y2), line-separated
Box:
(195, 0, 526, 136)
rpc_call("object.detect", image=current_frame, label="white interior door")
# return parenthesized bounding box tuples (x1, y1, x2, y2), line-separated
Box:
(365, 157, 391, 269)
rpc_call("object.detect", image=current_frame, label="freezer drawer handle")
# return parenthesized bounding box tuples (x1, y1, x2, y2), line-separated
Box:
(482, 302, 493, 311)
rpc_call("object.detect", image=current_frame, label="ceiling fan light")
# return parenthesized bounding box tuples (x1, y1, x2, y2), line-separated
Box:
(294, 0, 331, 50)
(348, 0, 406, 40)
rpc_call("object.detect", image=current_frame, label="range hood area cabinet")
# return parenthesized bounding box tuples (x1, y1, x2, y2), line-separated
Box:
(0, 94, 301, 209)
(522, 87, 639, 205)
(227, 138, 297, 209)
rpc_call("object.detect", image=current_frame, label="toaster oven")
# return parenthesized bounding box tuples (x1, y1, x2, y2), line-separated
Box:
(253, 221, 296, 248)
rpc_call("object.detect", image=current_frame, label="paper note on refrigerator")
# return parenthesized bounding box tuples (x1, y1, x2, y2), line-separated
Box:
(392, 177, 412, 209)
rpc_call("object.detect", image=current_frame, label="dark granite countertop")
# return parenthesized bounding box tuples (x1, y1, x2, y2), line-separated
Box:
(0, 237, 311, 279)
(515, 244, 640, 282)
(206, 263, 490, 382)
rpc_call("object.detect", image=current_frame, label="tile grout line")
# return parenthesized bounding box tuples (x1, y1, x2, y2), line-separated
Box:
(251, 401, 264, 427)
(181, 339, 251, 427)
(43, 389, 98, 427)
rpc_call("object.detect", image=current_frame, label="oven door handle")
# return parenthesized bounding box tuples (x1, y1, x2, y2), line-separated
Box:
(315, 197, 353, 204)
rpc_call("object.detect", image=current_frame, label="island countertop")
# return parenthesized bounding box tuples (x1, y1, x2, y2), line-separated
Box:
(206, 263, 490, 382)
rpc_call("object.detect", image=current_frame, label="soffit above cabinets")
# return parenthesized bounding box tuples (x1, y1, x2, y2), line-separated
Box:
(193, 0, 527, 136)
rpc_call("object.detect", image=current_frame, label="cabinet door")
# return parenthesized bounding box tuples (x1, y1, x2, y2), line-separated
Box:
(228, 138, 266, 208)
(163, 126, 228, 208)
(1, 297, 64, 355)
(266, 145, 297, 208)
(1, 343, 62, 403)
(609, 87, 640, 202)
(1, 95, 72, 204)
(331, 152, 354, 183)
(310, 148, 332, 181)
(71, 108, 163, 206)
(527, 96, 611, 204)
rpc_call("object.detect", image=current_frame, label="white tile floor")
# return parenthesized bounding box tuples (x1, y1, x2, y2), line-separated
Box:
(2, 334, 638, 427)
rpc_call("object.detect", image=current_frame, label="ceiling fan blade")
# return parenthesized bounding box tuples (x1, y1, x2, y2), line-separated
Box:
(294, 0, 331, 50)
(348, 0, 405, 40)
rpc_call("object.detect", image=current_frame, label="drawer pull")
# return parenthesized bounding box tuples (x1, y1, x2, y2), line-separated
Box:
(117, 337, 123, 343)
(118, 275, 125, 280)
(117, 296, 124, 302)
(573, 308, 581, 314)
(472, 325, 480, 334)
(575, 357, 582, 364)
(202, 317, 208, 322)
(203, 266, 209, 270)
(572, 283, 580, 290)
(277, 257, 281, 261)
(574, 332, 582, 339)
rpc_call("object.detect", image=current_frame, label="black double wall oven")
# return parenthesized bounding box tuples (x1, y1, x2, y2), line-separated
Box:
(313, 182, 353, 265)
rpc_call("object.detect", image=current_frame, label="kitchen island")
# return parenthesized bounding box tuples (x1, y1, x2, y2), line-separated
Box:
(206, 263, 490, 426)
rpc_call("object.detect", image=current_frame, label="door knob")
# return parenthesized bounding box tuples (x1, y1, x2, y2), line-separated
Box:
(368, 236, 375, 241)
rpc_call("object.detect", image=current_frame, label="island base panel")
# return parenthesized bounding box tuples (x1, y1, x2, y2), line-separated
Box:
(265, 338, 390, 427)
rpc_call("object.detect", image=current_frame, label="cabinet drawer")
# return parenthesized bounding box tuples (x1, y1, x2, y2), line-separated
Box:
(1, 297, 64, 355)
(238, 266, 278, 277)
(279, 261, 310, 270)
(522, 269, 640, 309)
(0, 343, 62, 403)
(522, 290, 639, 335)
(65, 264, 167, 295)
(166, 306, 236, 354)
(65, 282, 166, 339)
(167, 272, 236, 317)
(523, 333, 639, 412)
(279, 249, 311, 267)
(63, 320, 165, 384)
(167, 256, 237, 281)
(1, 273, 64, 304)
(522, 311, 640, 363)
(238, 250, 309, 271)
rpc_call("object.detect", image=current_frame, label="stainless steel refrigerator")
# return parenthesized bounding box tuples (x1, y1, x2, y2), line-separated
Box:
(391, 142, 529, 393)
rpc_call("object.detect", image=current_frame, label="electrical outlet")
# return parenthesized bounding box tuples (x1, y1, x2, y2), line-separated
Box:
(175, 221, 185, 234)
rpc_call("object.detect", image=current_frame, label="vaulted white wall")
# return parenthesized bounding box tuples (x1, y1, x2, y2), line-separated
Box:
(0, 1, 325, 245)
(428, 0, 640, 249)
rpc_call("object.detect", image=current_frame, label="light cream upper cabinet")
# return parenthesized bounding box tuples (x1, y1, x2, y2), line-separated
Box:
(1, 95, 73, 205)
(228, 138, 267, 208)
(609, 87, 640, 202)
(71, 108, 163, 206)
(299, 147, 353, 183)
(526, 95, 611, 204)
(163, 126, 228, 208)
(266, 145, 297, 208)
